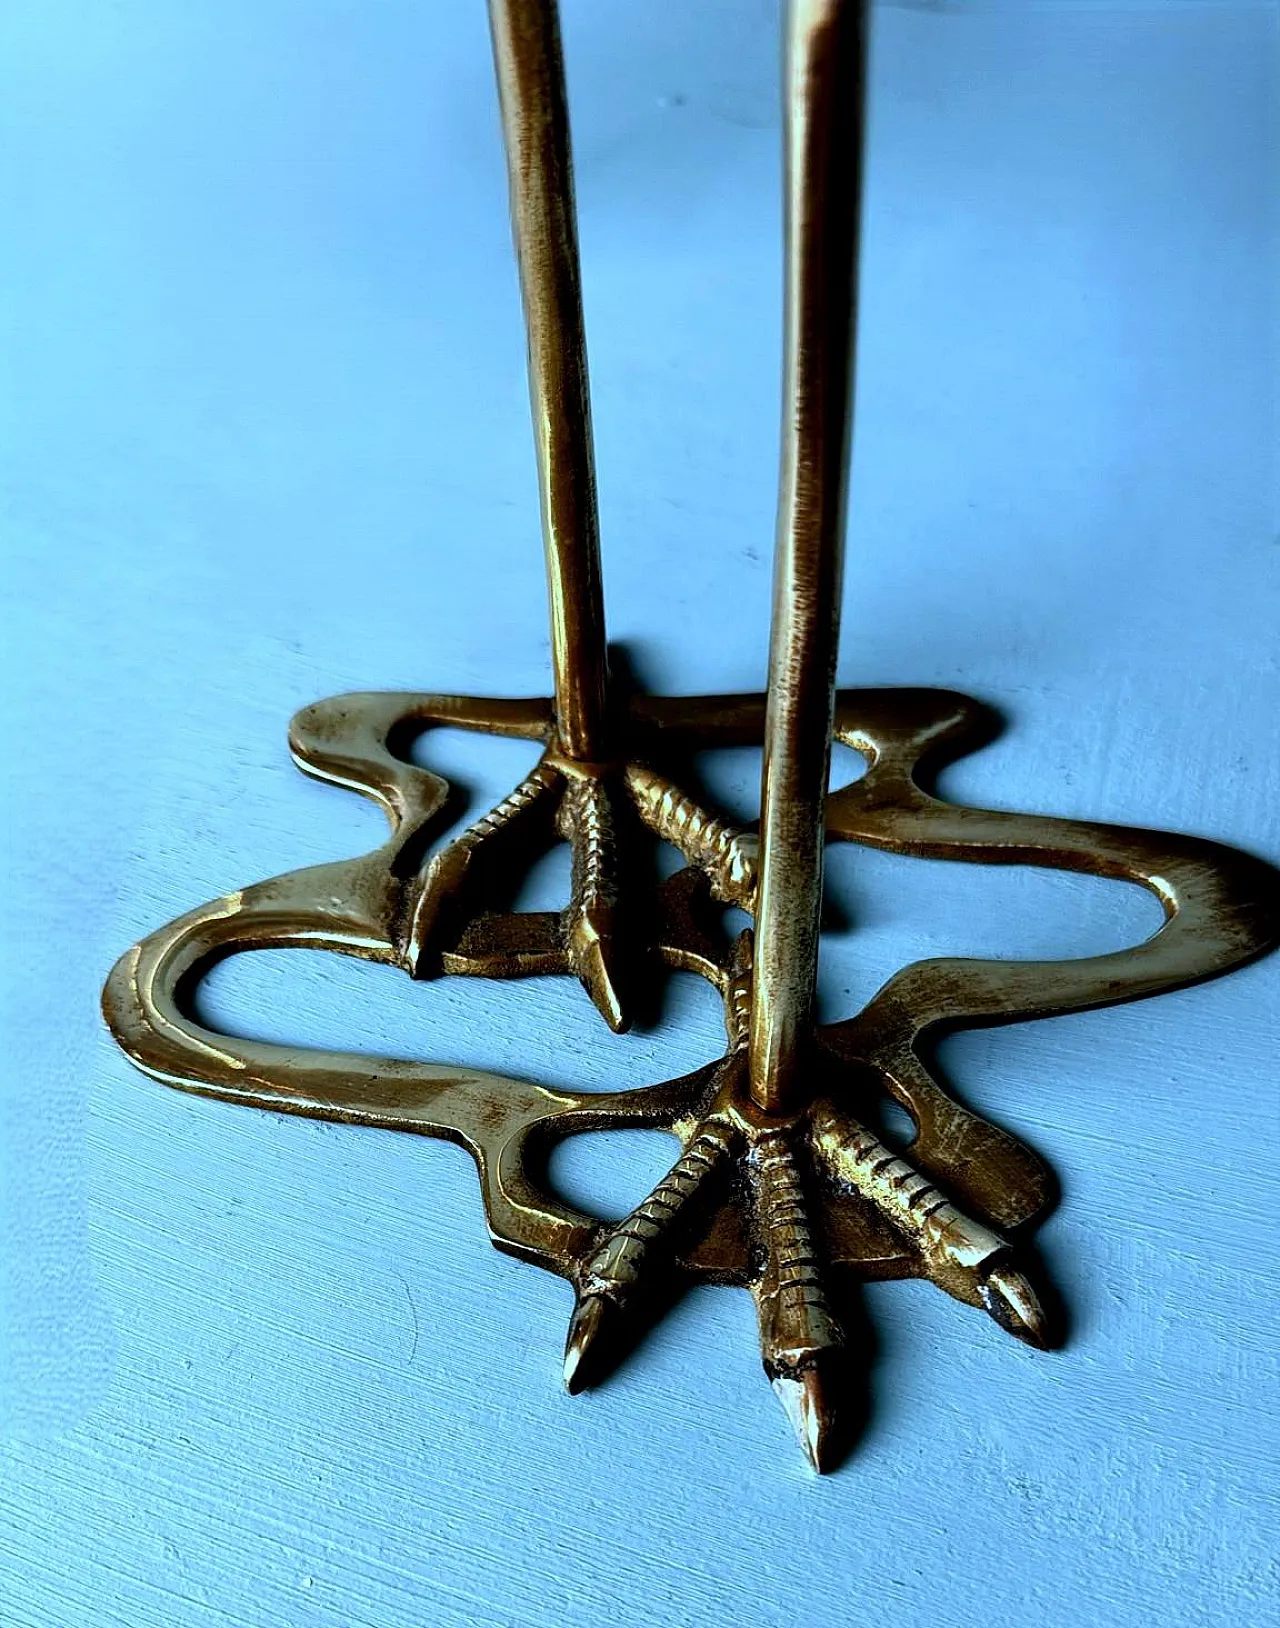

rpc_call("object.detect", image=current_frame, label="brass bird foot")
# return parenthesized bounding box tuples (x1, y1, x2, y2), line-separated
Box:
(561, 942, 1049, 1471)
(102, 686, 1280, 1471)
(407, 745, 756, 1034)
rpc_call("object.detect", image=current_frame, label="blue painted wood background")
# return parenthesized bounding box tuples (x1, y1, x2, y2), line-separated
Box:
(3, 3, 1278, 1624)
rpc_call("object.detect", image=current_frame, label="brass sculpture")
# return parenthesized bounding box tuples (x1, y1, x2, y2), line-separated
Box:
(102, 0, 1280, 1472)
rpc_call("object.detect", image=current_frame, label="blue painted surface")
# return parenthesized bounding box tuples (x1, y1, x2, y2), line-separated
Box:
(3, 3, 1278, 1625)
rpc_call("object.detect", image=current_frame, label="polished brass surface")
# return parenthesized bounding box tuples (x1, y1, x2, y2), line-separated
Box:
(750, 0, 865, 1115)
(481, 0, 628, 1027)
(488, 0, 608, 763)
(102, 0, 1280, 1471)
(102, 686, 1280, 1469)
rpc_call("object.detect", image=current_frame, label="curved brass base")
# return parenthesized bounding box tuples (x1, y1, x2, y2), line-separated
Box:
(103, 687, 1280, 1469)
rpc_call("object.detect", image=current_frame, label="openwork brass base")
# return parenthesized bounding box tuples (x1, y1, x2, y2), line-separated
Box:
(103, 686, 1280, 1470)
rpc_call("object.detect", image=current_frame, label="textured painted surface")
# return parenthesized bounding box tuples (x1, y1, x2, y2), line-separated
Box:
(2, 2, 1278, 1625)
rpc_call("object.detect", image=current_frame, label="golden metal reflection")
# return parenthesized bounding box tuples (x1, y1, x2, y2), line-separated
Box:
(102, 0, 1280, 1472)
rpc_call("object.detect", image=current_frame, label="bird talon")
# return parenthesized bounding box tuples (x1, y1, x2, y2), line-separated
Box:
(404, 758, 561, 974)
(748, 1124, 845, 1471)
(625, 764, 758, 909)
(811, 1098, 1051, 1347)
(980, 1261, 1051, 1349)
(562, 1112, 737, 1388)
(558, 772, 628, 1030)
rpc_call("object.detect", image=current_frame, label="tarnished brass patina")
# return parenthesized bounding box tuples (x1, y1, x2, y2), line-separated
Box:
(103, 0, 1280, 1471)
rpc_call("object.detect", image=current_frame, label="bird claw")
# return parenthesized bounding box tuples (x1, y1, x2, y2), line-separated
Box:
(555, 769, 629, 1031)
(810, 1096, 1050, 1347)
(404, 758, 560, 976)
(558, 1030, 1050, 1469)
(771, 1360, 841, 1475)
(406, 756, 1049, 1466)
(405, 750, 759, 1031)
(980, 1261, 1051, 1350)
(562, 1103, 739, 1391)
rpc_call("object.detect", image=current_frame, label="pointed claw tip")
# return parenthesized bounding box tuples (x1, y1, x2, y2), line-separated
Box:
(573, 932, 629, 1033)
(563, 1295, 609, 1393)
(982, 1263, 1052, 1350)
(771, 1367, 839, 1474)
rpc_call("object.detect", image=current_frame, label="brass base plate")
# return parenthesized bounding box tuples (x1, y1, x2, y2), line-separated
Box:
(103, 687, 1280, 1468)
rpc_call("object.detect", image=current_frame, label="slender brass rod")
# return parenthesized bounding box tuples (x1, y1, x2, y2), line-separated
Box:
(748, 0, 867, 1115)
(488, 0, 609, 761)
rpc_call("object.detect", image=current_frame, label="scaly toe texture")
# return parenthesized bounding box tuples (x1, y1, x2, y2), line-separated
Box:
(748, 1123, 845, 1471)
(563, 1114, 738, 1389)
(811, 1098, 1049, 1343)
